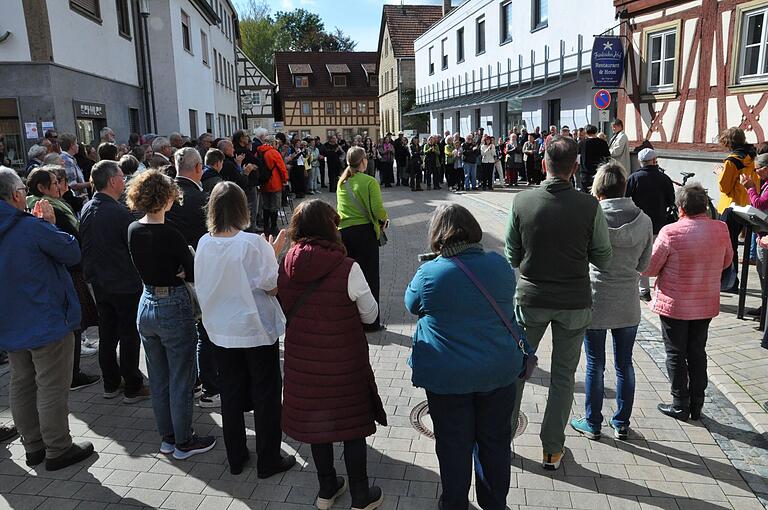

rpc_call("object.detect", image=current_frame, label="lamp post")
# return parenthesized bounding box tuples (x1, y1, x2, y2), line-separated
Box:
(139, 0, 157, 134)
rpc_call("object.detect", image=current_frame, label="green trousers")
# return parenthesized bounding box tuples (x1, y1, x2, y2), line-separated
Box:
(512, 306, 591, 455)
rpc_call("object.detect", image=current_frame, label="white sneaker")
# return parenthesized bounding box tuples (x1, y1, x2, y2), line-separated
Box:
(198, 393, 221, 408)
(80, 344, 98, 357)
(82, 333, 99, 349)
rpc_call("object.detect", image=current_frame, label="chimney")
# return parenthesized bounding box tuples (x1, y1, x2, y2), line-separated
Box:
(443, 0, 452, 16)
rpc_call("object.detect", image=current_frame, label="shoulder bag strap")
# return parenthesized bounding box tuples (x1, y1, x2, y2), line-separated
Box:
(285, 275, 325, 325)
(343, 179, 375, 226)
(449, 256, 529, 356)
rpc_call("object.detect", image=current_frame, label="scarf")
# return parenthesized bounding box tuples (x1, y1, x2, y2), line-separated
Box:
(418, 242, 483, 262)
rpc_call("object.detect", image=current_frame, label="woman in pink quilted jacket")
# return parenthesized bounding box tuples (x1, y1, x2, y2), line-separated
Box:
(643, 183, 733, 422)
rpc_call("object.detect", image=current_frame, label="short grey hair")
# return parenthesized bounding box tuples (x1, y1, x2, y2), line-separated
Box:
(254, 127, 268, 141)
(592, 161, 628, 199)
(59, 133, 77, 151)
(152, 136, 170, 152)
(264, 135, 276, 144)
(91, 159, 121, 191)
(544, 136, 579, 178)
(43, 153, 63, 165)
(756, 153, 768, 169)
(174, 147, 202, 174)
(0, 166, 22, 201)
(100, 127, 114, 140)
(28, 144, 47, 161)
(169, 132, 183, 144)
(675, 182, 709, 216)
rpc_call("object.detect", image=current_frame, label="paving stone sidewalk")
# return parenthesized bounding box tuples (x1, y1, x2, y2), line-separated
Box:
(1, 186, 767, 509)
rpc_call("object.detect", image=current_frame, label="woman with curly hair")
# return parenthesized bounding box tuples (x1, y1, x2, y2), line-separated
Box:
(126, 170, 216, 460)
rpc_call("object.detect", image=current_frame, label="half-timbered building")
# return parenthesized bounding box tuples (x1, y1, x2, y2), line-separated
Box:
(273, 52, 380, 141)
(237, 47, 275, 133)
(616, 0, 768, 195)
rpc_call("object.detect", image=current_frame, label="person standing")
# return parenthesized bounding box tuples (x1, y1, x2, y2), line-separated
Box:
(194, 181, 296, 477)
(278, 199, 386, 510)
(505, 136, 612, 470)
(257, 135, 289, 236)
(201, 149, 225, 195)
(570, 163, 653, 441)
(323, 135, 344, 193)
(479, 136, 496, 191)
(408, 137, 423, 192)
(378, 135, 395, 188)
(59, 133, 90, 209)
(337, 147, 389, 332)
(80, 160, 150, 404)
(126, 170, 217, 459)
(644, 183, 733, 421)
(625, 148, 676, 301)
(308, 139, 322, 194)
(0, 167, 95, 471)
(423, 136, 439, 190)
(406, 204, 531, 510)
(608, 119, 631, 174)
(461, 135, 479, 191)
(394, 133, 410, 186)
(522, 134, 540, 186)
(578, 125, 611, 193)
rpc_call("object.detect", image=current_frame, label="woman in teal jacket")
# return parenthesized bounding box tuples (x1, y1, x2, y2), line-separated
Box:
(405, 203, 531, 510)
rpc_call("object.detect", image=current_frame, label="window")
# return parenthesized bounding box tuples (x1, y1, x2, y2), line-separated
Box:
(181, 10, 192, 53)
(384, 37, 389, 58)
(301, 102, 312, 115)
(326, 129, 336, 139)
(390, 72, 394, 90)
(457, 27, 465, 63)
(218, 114, 227, 137)
(501, 1, 513, 43)
(188, 109, 198, 138)
(333, 75, 348, 87)
(252, 91, 261, 106)
(325, 102, 335, 115)
(214, 49, 219, 82)
(359, 102, 367, 114)
(342, 102, 351, 114)
(295, 75, 309, 88)
(739, 7, 768, 83)
(116, 0, 131, 38)
(532, 0, 548, 31)
(476, 17, 486, 55)
(646, 29, 677, 91)
(429, 47, 435, 75)
(441, 38, 448, 69)
(129, 107, 140, 134)
(369, 74, 377, 87)
(201, 31, 209, 66)
(205, 113, 214, 133)
(70, 0, 101, 21)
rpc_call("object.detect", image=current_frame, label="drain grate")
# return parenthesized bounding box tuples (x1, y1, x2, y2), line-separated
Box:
(410, 401, 527, 440)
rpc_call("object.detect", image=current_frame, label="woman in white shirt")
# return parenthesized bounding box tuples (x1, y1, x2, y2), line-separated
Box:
(193, 181, 296, 477)
(277, 199, 386, 510)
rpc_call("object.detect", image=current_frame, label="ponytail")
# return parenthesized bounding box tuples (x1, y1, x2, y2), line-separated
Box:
(339, 146, 366, 185)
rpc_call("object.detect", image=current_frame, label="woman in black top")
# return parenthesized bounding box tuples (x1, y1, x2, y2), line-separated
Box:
(126, 170, 216, 461)
(408, 137, 423, 191)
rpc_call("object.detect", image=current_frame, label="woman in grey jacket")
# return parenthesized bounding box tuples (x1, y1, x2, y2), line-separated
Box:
(571, 162, 653, 441)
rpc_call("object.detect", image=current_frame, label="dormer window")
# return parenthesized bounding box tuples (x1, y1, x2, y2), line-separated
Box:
(294, 75, 309, 88)
(327, 64, 351, 87)
(333, 75, 348, 87)
(288, 64, 313, 88)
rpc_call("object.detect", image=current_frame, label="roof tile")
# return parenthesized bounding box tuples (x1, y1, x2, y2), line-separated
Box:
(382, 4, 444, 58)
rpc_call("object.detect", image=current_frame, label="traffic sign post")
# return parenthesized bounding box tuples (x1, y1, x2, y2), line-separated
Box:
(594, 89, 611, 110)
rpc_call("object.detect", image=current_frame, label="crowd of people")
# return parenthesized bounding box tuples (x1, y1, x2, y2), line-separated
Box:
(0, 118, 764, 510)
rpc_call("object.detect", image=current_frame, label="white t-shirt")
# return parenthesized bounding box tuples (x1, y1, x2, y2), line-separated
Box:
(194, 231, 285, 348)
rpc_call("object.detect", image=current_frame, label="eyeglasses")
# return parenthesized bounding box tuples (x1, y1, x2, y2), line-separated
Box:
(16, 185, 28, 194)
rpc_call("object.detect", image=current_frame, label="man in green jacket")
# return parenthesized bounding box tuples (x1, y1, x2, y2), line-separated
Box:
(505, 136, 612, 471)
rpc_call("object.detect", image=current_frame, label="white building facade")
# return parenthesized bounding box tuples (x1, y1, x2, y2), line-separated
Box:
(411, 0, 616, 137)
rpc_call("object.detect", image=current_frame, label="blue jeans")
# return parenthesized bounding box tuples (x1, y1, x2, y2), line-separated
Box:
(463, 162, 477, 190)
(583, 326, 638, 429)
(427, 383, 515, 510)
(196, 321, 219, 396)
(137, 285, 197, 445)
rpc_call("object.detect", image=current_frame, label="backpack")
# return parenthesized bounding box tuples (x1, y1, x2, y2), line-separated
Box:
(253, 150, 273, 187)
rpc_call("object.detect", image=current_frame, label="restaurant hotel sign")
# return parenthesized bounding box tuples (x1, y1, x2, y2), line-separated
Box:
(590, 35, 625, 89)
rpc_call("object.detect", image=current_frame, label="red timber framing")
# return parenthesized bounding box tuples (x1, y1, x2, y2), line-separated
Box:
(614, 0, 768, 152)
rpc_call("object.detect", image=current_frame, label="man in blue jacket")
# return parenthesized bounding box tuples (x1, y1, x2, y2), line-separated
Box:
(0, 167, 94, 471)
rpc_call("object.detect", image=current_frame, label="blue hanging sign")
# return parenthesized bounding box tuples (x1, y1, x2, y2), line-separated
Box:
(591, 36, 624, 89)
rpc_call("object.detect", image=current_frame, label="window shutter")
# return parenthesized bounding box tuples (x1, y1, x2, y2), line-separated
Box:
(70, 0, 101, 18)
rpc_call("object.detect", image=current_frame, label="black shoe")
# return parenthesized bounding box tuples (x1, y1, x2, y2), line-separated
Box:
(317, 476, 347, 510)
(45, 442, 94, 471)
(229, 451, 250, 475)
(0, 352, 7, 365)
(351, 485, 383, 510)
(640, 290, 652, 302)
(26, 449, 45, 467)
(71, 372, 101, 391)
(690, 403, 703, 421)
(657, 403, 689, 422)
(363, 323, 385, 333)
(173, 434, 216, 460)
(0, 425, 18, 442)
(748, 306, 763, 317)
(257, 455, 296, 479)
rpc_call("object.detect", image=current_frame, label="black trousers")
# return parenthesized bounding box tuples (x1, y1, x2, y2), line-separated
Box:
(92, 288, 144, 394)
(480, 163, 494, 190)
(380, 161, 394, 185)
(214, 341, 283, 472)
(340, 224, 380, 327)
(320, 161, 327, 187)
(424, 163, 435, 187)
(720, 208, 741, 284)
(660, 316, 711, 409)
(427, 383, 515, 510)
(311, 439, 367, 502)
(396, 157, 408, 185)
(328, 166, 340, 192)
(290, 165, 306, 197)
(263, 209, 279, 237)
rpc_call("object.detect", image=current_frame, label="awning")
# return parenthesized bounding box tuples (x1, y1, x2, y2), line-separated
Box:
(404, 78, 579, 116)
(288, 64, 313, 74)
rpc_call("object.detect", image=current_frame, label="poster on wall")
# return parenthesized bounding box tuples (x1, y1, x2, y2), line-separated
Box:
(24, 122, 38, 139)
(42, 121, 55, 133)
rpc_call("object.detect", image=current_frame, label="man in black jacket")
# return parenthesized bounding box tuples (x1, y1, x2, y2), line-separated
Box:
(80, 160, 149, 404)
(218, 139, 255, 192)
(323, 135, 344, 192)
(166, 148, 221, 408)
(578, 124, 611, 193)
(394, 133, 409, 186)
(626, 148, 675, 301)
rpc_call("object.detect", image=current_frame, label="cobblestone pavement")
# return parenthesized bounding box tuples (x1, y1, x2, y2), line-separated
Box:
(2, 186, 768, 509)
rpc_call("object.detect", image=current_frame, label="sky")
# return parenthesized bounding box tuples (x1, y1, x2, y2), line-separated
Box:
(231, 0, 450, 51)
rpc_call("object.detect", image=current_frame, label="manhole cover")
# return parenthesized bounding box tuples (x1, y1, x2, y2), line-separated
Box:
(410, 401, 527, 440)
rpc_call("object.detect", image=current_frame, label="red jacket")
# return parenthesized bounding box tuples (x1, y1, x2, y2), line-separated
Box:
(257, 144, 288, 193)
(277, 241, 386, 444)
(644, 215, 733, 320)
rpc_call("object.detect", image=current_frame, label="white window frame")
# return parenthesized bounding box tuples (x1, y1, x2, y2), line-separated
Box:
(181, 10, 192, 53)
(325, 102, 335, 115)
(358, 101, 367, 114)
(200, 30, 209, 66)
(457, 27, 465, 63)
(341, 102, 351, 114)
(501, 1, 513, 44)
(476, 16, 486, 55)
(738, 6, 768, 84)
(301, 101, 312, 116)
(295, 75, 309, 88)
(429, 46, 435, 75)
(441, 38, 448, 70)
(645, 28, 677, 93)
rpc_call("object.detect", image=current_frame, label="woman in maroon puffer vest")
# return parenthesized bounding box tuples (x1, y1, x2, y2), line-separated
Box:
(278, 199, 387, 510)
